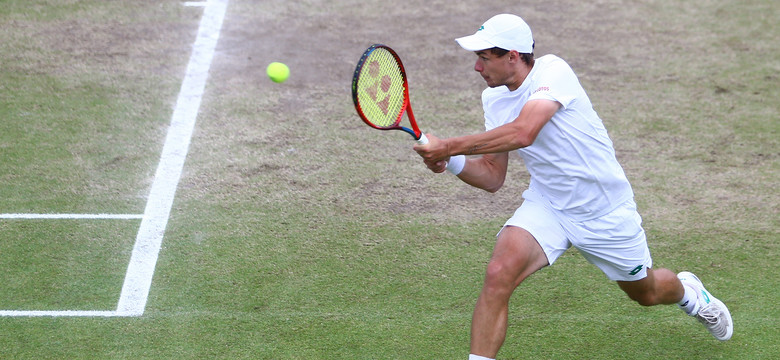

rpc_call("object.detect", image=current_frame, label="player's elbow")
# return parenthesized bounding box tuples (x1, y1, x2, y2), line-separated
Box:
(512, 132, 536, 148)
(470, 155, 508, 193)
(483, 178, 505, 193)
(506, 123, 539, 148)
(484, 185, 502, 193)
(467, 174, 504, 193)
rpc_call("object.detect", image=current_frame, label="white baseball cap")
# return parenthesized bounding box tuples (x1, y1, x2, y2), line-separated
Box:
(455, 14, 534, 53)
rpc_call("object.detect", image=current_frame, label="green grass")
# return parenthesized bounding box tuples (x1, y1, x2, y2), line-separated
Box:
(0, 0, 778, 359)
(0, 219, 138, 310)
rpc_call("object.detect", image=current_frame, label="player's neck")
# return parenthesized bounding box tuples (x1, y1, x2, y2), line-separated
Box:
(507, 60, 534, 91)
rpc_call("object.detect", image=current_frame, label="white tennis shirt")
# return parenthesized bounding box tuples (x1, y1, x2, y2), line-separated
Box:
(483, 54, 633, 220)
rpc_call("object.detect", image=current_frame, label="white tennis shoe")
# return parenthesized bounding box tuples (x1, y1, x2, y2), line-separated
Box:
(677, 271, 733, 341)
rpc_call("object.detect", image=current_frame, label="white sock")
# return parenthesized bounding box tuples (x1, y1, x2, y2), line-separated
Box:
(677, 283, 698, 315)
(469, 355, 494, 360)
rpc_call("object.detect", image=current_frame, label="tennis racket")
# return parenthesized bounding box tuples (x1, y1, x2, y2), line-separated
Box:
(351, 44, 429, 145)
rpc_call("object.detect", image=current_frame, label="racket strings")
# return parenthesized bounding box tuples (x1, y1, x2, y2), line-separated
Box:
(355, 48, 406, 127)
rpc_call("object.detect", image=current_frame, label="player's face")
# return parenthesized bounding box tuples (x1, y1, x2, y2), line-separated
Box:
(473, 50, 512, 88)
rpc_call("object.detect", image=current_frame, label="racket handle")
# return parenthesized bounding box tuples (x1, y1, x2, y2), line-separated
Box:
(416, 133, 429, 145)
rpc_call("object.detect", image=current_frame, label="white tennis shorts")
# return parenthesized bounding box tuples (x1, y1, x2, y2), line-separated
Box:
(503, 188, 653, 281)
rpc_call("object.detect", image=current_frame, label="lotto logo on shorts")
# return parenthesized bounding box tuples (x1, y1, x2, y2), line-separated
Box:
(628, 265, 643, 276)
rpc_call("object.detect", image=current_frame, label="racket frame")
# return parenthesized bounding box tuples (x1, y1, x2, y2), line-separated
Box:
(352, 44, 427, 144)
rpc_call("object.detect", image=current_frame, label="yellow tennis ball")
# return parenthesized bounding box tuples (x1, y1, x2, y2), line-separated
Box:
(266, 62, 289, 83)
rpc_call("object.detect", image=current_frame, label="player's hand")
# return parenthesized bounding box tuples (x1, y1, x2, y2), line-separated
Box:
(413, 133, 449, 164)
(423, 159, 448, 173)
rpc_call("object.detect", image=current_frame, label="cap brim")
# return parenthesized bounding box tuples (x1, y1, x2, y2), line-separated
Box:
(455, 34, 495, 52)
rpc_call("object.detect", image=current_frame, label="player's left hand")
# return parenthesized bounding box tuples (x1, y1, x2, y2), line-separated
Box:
(423, 158, 447, 173)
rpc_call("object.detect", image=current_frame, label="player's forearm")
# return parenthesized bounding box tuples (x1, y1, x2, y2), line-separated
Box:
(446, 100, 557, 157)
(445, 123, 531, 156)
(452, 153, 509, 193)
(456, 159, 503, 192)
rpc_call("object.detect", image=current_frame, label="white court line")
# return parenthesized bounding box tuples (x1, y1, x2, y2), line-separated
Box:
(0, 214, 143, 219)
(0, 0, 229, 318)
(115, 0, 228, 317)
(0, 310, 121, 317)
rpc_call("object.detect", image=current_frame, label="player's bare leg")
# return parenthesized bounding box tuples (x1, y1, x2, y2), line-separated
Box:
(470, 226, 548, 358)
(617, 268, 685, 306)
(618, 268, 733, 340)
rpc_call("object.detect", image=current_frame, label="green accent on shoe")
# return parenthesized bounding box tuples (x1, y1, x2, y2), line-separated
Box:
(701, 290, 711, 304)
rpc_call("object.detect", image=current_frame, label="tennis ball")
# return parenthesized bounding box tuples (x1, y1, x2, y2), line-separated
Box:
(266, 62, 290, 83)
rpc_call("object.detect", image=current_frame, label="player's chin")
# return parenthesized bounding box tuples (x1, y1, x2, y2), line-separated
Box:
(482, 76, 498, 88)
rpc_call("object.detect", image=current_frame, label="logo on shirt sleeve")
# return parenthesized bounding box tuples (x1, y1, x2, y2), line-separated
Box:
(533, 86, 550, 94)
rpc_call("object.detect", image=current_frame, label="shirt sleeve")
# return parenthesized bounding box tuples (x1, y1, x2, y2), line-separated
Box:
(527, 58, 580, 109)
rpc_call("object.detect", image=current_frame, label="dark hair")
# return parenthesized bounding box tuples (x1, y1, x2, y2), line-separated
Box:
(488, 47, 534, 66)
(488, 47, 510, 57)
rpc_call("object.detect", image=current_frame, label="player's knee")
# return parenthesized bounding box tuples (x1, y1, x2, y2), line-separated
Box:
(482, 261, 516, 296)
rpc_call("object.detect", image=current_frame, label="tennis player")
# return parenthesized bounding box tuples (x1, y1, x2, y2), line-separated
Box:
(413, 14, 733, 360)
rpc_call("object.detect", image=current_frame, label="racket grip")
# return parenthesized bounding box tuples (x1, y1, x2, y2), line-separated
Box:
(416, 133, 429, 145)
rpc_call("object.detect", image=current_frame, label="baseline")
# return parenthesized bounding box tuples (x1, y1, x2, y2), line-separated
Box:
(0, 214, 143, 219)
